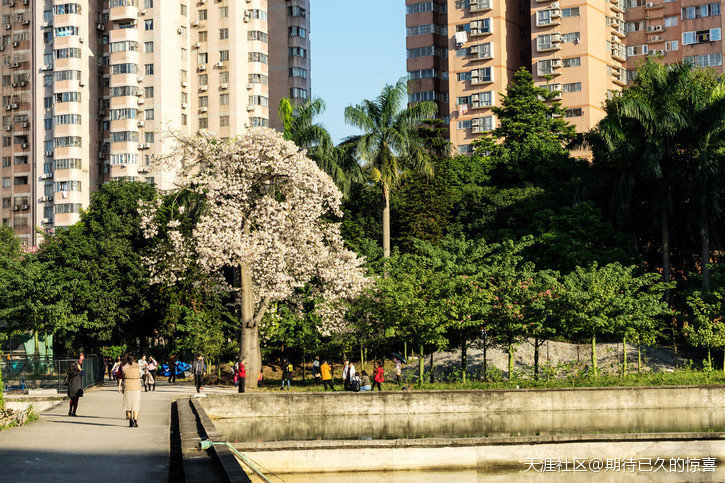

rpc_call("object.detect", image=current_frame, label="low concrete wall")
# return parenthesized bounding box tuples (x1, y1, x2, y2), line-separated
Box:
(4, 396, 65, 413)
(234, 437, 725, 473)
(199, 385, 725, 419)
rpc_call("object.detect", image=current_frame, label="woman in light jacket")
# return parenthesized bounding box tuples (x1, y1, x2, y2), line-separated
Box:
(118, 353, 142, 428)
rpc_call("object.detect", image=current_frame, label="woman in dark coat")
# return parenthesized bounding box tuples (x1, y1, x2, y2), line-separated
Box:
(66, 362, 83, 416)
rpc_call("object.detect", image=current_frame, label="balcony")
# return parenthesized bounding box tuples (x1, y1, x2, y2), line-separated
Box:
(611, 1, 625, 13)
(110, 5, 139, 22)
(470, 0, 492, 11)
(611, 46, 627, 61)
(645, 2, 664, 9)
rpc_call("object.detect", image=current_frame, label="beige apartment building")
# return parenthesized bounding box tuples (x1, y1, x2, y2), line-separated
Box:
(1, 0, 307, 248)
(407, 0, 723, 149)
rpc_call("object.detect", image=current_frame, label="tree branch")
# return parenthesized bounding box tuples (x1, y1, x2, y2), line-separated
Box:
(252, 295, 273, 326)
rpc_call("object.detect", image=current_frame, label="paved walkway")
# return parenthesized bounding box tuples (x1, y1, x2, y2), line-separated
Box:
(0, 380, 230, 482)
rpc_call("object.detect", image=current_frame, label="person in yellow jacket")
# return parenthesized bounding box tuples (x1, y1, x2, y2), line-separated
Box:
(320, 360, 334, 391)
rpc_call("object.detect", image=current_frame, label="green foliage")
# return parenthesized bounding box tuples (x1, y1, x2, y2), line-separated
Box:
(685, 292, 725, 368)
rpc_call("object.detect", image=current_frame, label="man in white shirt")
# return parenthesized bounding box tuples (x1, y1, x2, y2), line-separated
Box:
(138, 355, 148, 391)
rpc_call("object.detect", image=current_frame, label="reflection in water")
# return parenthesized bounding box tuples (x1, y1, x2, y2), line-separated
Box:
(216, 407, 725, 442)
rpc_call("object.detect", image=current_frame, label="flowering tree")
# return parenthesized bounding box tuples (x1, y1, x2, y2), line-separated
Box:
(140, 129, 370, 387)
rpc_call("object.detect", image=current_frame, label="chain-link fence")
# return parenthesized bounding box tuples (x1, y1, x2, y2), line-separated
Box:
(2, 355, 105, 393)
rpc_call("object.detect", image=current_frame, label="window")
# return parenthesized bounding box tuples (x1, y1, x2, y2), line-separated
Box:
(472, 67, 493, 82)
(456, 96, 470, 105)
(53, 136, 82, 147)
(537, 10, 553, 26)
(407, 46, 445, 58)
(110, 131, 138, 143)
(219, 6, 228, 18)
(249, 95, 269, 106)
(219, 94, 229, 105)
(682, 28, 721, 45)
(144, 87, 154, 98)
(289, 47, 307, 58)
(563, 57, 581, 67)
(145, 132, 154, 143)
(54, 203, 83, 214)
(181, 114, 187, 126)
(219, 50, 229, 62)
(248, 31, 268, 42)
(457, 120, 472, 130)
(109, 108, 136, 120)
(665, 40, 679, 51)
(406, 2, 447, 14)
(248, 10, 267, 21)
(289, 27, 307, 38)
(110, 41, 139, 53)
(145, 109, 154, 120)
(144, 0, 153, 7)
(198, 118, 208, 129)
(180, 4, 187, 16)
(110, 153, 138, 165)
(251, 117, 269, 128)
(198, 74, 208, 85)
(198, 52, 208, 64)
(563, 82, 581, 92)
(181, 92, 188, 104)
(53, 114, 82, 125)
(54, 92, 81, 103)
(52, 4, 82, 15)
(473, 91, 493, 107)
(248, 52, 267, 63)
(145, 19, 153, 30)
(537, 60, 553, 76)
(111, 63, 138, 75)
(219, 28, 228, 40)
(664, 16, 678, 27)
(681, 3, 720, 20)
(626, 44, 648, 56)
(565, 108, 583, 117)
(144, 41, 154, 53)
(14, 176, 28, 185)
(1, 157, 8, 167)
(290, 88, 308, 99)
(198, 31, 207, 42)
(1, 177, 9, 188)
(684, 52, 722, 67)
(198, 9, 207, 20)
(289, 67, 308, 78)
(537, 34, 556, 51)
(562, 32, 580, 43)
(54, 48, 82, 59)
(220, 72, 229, 83)
(288, 6, 306, 17)
(561, 7, 580, 16)
(144, 64, 154, 75)
(54, 158, 81, 170)
(457, 72, 471, 81)
(220, 116, 229, 127)
(248, 73, 268, 85)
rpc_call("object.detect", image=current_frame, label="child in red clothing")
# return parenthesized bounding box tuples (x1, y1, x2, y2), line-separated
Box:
(373, 362, 384, 391)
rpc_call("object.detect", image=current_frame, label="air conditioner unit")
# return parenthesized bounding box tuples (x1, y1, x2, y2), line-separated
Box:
(3, 125, 10, 131)
(4, 105, 10, 111)
(4, 25, 10, 30)
(42, 22, 52, 28)
(243, 15, 251, 23)
(21, 122, 27, 128)
(79, 37, 84, 43)
(177, 28, 184, 34)
(137, 98, 145, 104)
(45, 151, 53, 157)
(193, 42, 201, 48)
(12, 205, 19, 211)
(45, 195, 53, 202)
(12, 41, 18, 47)
(8, 1, 14, 6)
(41, 174, 51, 180)
(654, 25, 663, 31)
(18, 81, 25, 86)
(22, 0, 27, 5)
(21, 204, 28, 210)
(21, 19, 29, 25)
(41, 64, 52, 71)
(200, 0, 205, 3)
(221, 83, 229, 89)
(551, 33, 562, 42)
(247, 105, 255, 111)
(551, 8, 561, 17)
(181, 81, 188, 88)
(652, 35, 660, 41)
(200, 85, 208, 91)
(199, 107, 208, 112)
(11, 82, 16, 87)
(137, 121, 145, 127)
(11, 103, 18, 109)
(551, 58, 562, 67)
(181, 103, 188, 109)
(247, 83, 254, 89)
(198, 65, 206, 71)
(244, 122, 250, 128)
(138, 166, 149, 173)
(97, 23, 105, 30)
(192, 21, 199, 27)
(140, 8, 147, 14)
(550, 2, 559, 7)
(0, 46, 4, 51)
(137, 76, 144, 82)
(11, 62, 18, 68)
(79, 81, 85, 86)
(21, 142, 27, 149)
(215, 62, 224, 68)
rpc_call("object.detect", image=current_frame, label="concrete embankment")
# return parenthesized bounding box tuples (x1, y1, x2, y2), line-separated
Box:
(194, 386, 725, 475)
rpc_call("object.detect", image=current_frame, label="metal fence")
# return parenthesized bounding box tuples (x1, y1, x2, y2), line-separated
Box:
(2, 355, 105, 392)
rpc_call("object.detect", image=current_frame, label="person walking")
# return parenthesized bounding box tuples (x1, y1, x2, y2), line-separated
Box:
(111, 357, 121, 382)
(192, 355, 205, 393)
(118, 353, 141, 428)
(373, 361, 384, 391)
(281, 358, 292, 390)
(66, 361, 83, 416)
(168, 354, 177, 383)
(236, 358, 246, 393)
(146, 356, 158, 392)
(138, 355, 149, 391)
(394, 357, 402, 385)
(312, 355, 321, 386)
(320, 360, 334, 391)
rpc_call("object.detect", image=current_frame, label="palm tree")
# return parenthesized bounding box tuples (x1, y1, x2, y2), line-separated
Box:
(684, 78, 725, 289)
(344, 79, 437, 257)
(581, 60, 694, 299)
(278, 97, 361, 196)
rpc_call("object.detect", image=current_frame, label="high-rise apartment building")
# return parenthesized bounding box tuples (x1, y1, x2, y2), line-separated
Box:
(0, 0, 308, 248)
(407, 0, 723, 150)
(406, 0, 531, 154)
(268, 0, 311, 130)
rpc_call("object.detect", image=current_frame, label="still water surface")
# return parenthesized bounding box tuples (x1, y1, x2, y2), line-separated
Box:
(216, 407, 725, 442)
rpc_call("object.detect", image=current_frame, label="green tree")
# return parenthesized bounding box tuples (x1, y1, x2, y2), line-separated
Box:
(344, 79, 437, 258)
(685, 291, 725, 370)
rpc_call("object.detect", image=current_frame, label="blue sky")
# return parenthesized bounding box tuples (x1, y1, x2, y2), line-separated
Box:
(310, 1, 407, 144)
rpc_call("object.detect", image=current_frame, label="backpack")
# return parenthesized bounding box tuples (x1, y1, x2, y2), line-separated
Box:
(350, 379, 361, 392)
(288, 363, 293, 373)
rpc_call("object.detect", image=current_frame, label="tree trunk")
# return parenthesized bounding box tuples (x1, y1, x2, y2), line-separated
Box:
(482, 341, 488, 381)
(302, 352, 306, 382)
(239, 262, 260, 389)
(382, 183, 391, 259)
(429, 352, 434, 383)
(702, 218, 711, 290)
(533, 335, 539, 381)
(637, 336, 642, 374)
(622, 336, 628, 376)
(508, 342, 514, 380)
(461, 341, 467, 383)
(591, 335, 598, 377)
(360, 344, 364, 373)
(418, 344, 424, 386)
(661, 204, 671, 301)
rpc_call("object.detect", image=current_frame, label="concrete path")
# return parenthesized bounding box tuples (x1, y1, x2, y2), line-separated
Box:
(0, 380, 228, 482)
